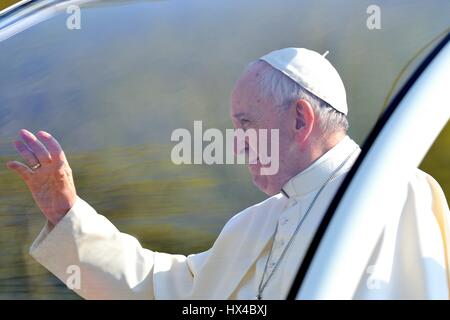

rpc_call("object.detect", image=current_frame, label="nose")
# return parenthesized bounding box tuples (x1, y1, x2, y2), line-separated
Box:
(233, 136, 248, 156)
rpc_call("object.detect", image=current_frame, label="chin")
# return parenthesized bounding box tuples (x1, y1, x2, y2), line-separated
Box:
(251, 174, 279, 196)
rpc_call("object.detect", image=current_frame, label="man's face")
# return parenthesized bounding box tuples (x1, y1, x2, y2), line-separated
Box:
(230, 62, 298, 195)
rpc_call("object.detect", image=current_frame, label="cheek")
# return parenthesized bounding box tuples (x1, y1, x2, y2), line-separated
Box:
(278, 127, 297, 156)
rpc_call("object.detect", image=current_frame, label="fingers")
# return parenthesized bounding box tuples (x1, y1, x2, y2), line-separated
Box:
(11, 129, 67, 169)
(36, 131, 67, 164)
(19, 129, 52, 165)
(6, 160, 33, 181)
(14, 140, 40, 168)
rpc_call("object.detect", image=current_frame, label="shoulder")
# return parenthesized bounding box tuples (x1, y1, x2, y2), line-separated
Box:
(203, 193, 286, 249)
(222, 193, 286, 232)
(409, 169, 445, 195)
(410, 169, 448, 207)
(186, 193, 286, 271)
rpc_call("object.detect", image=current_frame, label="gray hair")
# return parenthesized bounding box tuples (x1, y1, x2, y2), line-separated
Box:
(249, 60, 349, 134)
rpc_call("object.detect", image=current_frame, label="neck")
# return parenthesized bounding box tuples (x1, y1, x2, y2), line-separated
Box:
(304, 131, 347, 169)
(280, 131, 347, 189)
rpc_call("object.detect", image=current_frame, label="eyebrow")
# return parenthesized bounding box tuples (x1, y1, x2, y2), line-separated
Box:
(232, 112, 251, 120)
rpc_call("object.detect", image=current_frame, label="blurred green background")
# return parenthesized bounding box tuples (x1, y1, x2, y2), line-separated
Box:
(0, 0, 449, 299)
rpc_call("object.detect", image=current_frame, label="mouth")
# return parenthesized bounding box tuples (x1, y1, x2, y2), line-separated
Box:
(248, 161, 261, 175)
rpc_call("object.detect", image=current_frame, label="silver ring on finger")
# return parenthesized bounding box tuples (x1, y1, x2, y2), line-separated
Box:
(31, 163, 42, 170)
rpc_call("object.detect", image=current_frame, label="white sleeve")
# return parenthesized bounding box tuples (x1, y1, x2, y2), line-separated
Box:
(29, 196, 208, 300)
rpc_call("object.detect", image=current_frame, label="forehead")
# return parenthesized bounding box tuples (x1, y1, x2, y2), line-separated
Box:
(231, 61, 272, 115)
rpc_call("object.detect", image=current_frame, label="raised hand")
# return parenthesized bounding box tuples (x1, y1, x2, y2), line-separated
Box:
(6, 130, 77, 225)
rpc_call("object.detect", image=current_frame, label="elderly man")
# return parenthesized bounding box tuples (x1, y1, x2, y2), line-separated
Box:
(7, 48, 450, 299)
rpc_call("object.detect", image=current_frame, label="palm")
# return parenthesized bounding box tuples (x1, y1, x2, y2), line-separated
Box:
(6, 130, 77, 225)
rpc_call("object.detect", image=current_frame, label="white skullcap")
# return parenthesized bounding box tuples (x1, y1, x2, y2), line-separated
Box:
(259, 47, 348, 115)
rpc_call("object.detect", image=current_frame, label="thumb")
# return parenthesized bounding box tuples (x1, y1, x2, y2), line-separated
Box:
(6, 161, 33, 182)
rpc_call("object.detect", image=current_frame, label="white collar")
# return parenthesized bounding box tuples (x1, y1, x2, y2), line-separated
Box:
(281, 136, 360, 199)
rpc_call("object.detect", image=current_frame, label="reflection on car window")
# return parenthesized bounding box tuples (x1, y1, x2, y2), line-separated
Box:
(0, 0, 449, 299)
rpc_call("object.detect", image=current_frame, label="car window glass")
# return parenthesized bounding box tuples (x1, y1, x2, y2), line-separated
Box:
(0, 0, 448, 299)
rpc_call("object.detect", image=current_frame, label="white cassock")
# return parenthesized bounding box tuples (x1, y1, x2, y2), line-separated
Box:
(29, 136, 450, 299)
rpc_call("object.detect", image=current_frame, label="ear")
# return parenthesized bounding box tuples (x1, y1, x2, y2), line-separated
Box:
(295, 98, 315, 145)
